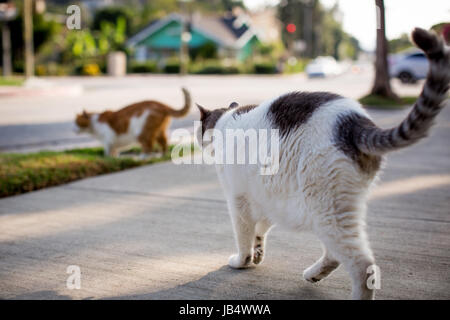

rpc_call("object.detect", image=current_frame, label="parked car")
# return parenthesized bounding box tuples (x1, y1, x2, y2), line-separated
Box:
(389, 49, 429, 84)
(305, 56, 342, 78)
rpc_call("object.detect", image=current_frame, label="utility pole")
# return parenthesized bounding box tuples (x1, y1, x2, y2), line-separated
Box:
(1, 22, 12, 75)
(179, 0, 191, 76)
(302, 0, 314, 58)
(24, 0, 34, 78)
(0, 1, 17, 77)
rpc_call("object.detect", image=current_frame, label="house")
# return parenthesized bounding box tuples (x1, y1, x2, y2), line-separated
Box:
(126, 12, 261, 62)
(81, 0, 119, 11)
(248, 7, 281, 44)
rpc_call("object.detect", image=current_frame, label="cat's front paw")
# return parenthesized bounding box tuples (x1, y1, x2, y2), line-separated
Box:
(228, 254, 252, 269)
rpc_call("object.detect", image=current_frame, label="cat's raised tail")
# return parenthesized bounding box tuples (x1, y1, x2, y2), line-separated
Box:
(355, 28, 450, 155)
(166, 87, 192, 118)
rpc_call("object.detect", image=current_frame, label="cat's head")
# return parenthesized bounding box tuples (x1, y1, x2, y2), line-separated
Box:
(74, 110, 93, 133)
(196, 102, 238, 144)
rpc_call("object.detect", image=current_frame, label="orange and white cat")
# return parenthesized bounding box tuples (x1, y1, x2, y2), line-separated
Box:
(75, 87, 191, 157)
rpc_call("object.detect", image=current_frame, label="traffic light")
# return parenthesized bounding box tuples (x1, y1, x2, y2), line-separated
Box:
(286, 23, 296, 33)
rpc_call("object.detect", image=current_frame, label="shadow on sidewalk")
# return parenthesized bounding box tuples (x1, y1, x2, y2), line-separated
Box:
(106, 265, 331, 300)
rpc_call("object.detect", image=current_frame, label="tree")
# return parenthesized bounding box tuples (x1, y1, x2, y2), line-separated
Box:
(370, 0, 397, 99)
(388, 33, 412, 53)
(431, 22, 450, 44)
(92, 7, 132, 35)
(0, 9, 60, 73)
(278, 0, 320, 58)
(277, 0, 358, 59)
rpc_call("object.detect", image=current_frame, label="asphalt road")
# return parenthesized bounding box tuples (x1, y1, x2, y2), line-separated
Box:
(0, 67, 423, 152)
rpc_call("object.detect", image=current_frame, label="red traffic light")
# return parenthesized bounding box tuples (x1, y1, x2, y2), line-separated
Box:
(286, 23, 296, 33)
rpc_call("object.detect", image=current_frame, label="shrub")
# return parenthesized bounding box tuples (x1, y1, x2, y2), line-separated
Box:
(130, 61, 158, 73)
(190, 42, 218, 60)
(35, 63, 71, 76)
(36, 64, 47, 76)
(283, 58, 308, 74)
(13, 61, 24, 73)
(82, 63, 101, 76)
(193, 63, 240, 75)
(253, 62, 277, 74)
(92, 7, 133, 36)
(164, 62, 180, 74)
(195, 65, 239, 74)
(189, 59, 242, 74)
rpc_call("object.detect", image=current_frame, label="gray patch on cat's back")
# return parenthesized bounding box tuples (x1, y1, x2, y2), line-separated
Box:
(333, 112, 382, 175)
(268, 91, 342, 136)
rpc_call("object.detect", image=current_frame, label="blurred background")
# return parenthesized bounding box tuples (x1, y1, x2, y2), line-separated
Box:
(0, 0, 449, 155)
(1, 1, 450, 301)
(0, 0, 446, 78)
(0, 0, 367, 78)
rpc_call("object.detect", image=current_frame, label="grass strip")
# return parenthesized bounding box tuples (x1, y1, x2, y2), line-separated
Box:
(0, 144, 194, 198)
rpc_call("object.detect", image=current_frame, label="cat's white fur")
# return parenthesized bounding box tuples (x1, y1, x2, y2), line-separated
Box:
(87, 110, 151, 156)
(212, 97, 378, 300)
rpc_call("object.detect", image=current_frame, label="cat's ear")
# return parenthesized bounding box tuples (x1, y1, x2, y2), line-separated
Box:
(229, 102, 239, 108)
(196, 103, 209, 120)
(82, 109, 88, 117)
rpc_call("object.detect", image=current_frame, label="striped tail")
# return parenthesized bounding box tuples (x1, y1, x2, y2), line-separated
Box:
(356, 28, 450, 155)
(166, 87, 192, 118)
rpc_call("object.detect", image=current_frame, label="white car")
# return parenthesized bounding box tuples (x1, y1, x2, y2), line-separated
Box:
(306, 56, 342, 78)
(389, 49, 429, 83)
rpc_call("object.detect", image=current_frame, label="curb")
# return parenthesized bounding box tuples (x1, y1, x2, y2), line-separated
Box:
(0, 85, 83, 98)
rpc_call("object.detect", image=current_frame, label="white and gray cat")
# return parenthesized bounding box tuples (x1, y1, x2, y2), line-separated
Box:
(196, 28, 450, 299)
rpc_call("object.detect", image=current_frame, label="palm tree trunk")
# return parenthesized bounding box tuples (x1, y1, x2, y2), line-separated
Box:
(371, 0, 398, 99)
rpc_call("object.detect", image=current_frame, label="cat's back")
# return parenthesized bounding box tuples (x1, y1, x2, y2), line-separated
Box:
(220, 91, 368, 136)
(218, 91, 378, 187)
(96, 102, 155, 136)
(114, 100, 162, 117)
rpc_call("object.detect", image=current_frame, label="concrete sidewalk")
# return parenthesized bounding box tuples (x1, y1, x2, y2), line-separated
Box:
(1, 108, 449, 299)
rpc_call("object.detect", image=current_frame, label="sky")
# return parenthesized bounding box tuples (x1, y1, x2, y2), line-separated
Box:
(243, 0, 450, 51)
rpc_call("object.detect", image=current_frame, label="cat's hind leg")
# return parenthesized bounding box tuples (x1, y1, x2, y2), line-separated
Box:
(104, 144, 118, 157)
(103, 144, 111, 157)
(315, 210, 376, 300)
(227, 194, 256, 269)
(156, 131, 169, 154)
(139, 132, 157, 158)
(253, 219, 273, 265)
(303, 245, 340, 282)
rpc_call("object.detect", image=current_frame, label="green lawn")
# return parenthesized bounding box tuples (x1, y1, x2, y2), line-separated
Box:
(0, 77, 25, 86)
(359, 94, 418, 109)
(0, 145, 193, 198)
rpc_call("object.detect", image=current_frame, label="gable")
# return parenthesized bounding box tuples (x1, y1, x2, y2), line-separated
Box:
(238, 34, 260, 60)
(134, 20, 221, 49)
(221, 15, 249, 38)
